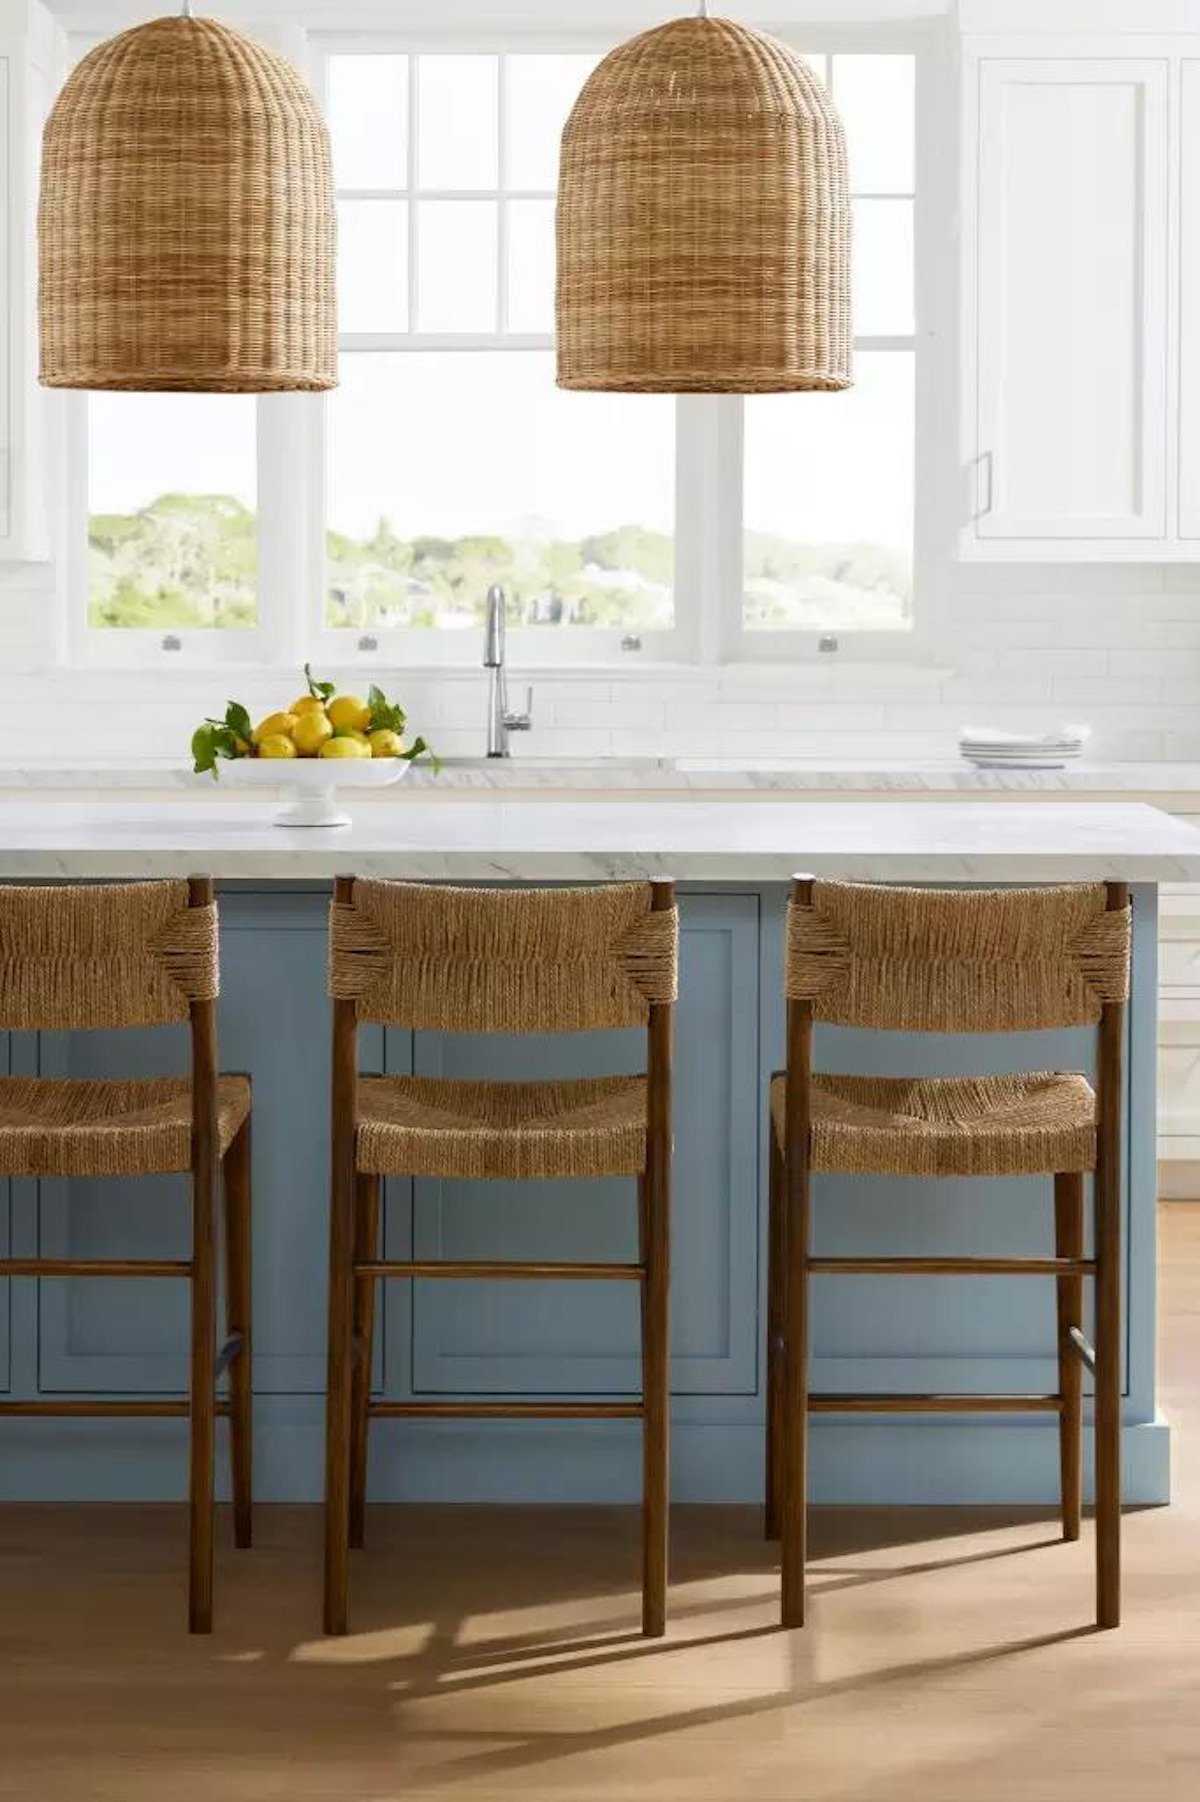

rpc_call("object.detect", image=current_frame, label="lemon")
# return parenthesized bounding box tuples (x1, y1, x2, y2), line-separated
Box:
(290, 694, 326, 717)
(327, 694, 372, 735)
(252, 710, 298, 746)
(368, 728, 404, 759)
(257, 733, 297, 760)
(319, 735, 371, 760)
(292, 710, 334, 757)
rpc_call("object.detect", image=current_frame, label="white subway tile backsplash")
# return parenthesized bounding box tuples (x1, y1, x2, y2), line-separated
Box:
(0, 557, 1198, 765)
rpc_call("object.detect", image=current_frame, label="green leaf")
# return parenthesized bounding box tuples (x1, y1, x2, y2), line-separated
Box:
(399, 735, 437, 768)
(191, 719, 243, 777)
(191, 725, 219, 778)
(367, 685, 407, 734)
(226, 700, 253, 744)
(304, 661, 337, 702)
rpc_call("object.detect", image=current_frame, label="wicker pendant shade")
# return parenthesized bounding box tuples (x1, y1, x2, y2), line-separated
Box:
(557, 14, 852, 393)
(39, 15, 336, 393)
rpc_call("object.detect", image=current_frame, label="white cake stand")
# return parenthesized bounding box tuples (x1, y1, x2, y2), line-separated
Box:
(218, 756, 411, 826)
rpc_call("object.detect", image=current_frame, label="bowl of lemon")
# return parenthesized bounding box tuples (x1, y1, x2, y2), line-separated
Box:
(191, 667, 437, 827)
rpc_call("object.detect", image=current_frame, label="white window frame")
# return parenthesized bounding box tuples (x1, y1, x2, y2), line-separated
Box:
(62, 18, 943, 673)
(312, 34, 691, 669)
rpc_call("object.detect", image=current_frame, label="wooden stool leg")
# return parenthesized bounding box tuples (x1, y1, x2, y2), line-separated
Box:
(640, 1164, 670, 1638)
(1095, 1153, 1122, 1629)
(349, 1172, 382, 1550)
(222, 1117, 253, 1550)
(188, 1137, 218, 1633)
(779, 1124, 811, 1629)
(324, 1153, 356, 1635)
(765, 1133, 785, 1540)
(1054, 1171, 1083, 1543)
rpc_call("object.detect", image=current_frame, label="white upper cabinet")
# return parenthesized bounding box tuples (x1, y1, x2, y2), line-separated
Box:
(1178, 60, 1200, 540)
(964, 53, 1169, 557)
(0, 52, 11, 546)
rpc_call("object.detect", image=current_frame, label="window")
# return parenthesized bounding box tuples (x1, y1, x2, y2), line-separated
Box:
(69, 34, 926, 667)
(85, 394, 258, 635)
(323, 50, 678, 660)
(740, 54, 917, 645)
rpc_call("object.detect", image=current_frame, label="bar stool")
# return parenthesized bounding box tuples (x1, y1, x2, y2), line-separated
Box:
(0, 879, 253, 1632)
(765, 877, 1131, 1630)
(323, 877, 677, 1637)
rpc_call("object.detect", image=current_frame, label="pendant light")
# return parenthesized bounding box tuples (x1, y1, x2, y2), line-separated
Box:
(38, 7, 336, 393)
(557, 5, 852, 393)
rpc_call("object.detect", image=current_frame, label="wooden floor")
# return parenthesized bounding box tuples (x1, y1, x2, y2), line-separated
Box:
(3, 1207, 1200, 1801)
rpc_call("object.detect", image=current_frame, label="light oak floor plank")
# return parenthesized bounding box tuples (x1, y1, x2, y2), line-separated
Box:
(3, 1203, 1200, 1801)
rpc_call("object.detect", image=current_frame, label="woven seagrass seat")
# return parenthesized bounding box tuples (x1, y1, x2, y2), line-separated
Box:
(0, 1075, 251, 1179)
(357, 1074, 647, 1181)
(324, 878, 677, 1640)
(769, 1070, 1096, 1179)
(767, 876, 1132, 1636)
(0, 880, 253, 1633)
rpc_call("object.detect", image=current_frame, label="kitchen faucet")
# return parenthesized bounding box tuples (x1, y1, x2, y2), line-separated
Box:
(483, 584, 533, 758)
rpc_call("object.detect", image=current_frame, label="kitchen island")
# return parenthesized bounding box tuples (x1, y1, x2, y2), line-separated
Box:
(1, 797, 1197, 1510)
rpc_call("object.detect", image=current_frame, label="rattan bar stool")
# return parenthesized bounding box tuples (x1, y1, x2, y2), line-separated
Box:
(323, 877, 677, 1637)
(0, 880, 253, 1632)
(765, 876, 1131, 1631)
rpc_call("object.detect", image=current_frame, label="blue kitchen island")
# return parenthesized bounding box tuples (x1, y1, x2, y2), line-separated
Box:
(0, 795, 1196, 1508)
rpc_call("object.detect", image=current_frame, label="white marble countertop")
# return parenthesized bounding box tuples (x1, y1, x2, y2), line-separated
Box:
(2, 758, 1200, 797)
(0, 798, 1197, 881)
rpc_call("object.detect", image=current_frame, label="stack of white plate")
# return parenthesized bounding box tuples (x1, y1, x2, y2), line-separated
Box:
(958, 725, 1090, 770)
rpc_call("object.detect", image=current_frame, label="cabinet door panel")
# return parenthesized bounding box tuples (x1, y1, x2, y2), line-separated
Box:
(973, 58, 1167, 542)
(216, 891, 382, 1394)
(404, 894, 759, 1399)
(1179, 62, 1200, 537)
(0, 58, 9, 543)
(33, 891, 376, 1397)
(36, 1024, 192, 1394)
(808, 1021, 1126, 1399)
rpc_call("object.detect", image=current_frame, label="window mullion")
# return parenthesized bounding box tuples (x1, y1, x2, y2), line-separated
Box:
(258, 393, 320, 666)
(678, 393, 741, 666)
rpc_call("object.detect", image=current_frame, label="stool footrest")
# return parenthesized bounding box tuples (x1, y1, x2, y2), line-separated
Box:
(357, 1260, 644, 1282)
(0, 1398, 232, 1418)
(368, 1400, 644, 1420)
(809, 1392, 1063, 1414)
(808, 1257, 1096, 1277)
(0, 1258, 192, 1279)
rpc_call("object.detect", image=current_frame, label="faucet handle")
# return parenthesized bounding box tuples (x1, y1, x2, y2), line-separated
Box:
(505, 684, 534, 731)
(508, 677, 529, 728)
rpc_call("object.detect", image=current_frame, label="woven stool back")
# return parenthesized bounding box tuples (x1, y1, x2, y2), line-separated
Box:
(785, 881, 1131, 1034)
(0, 881, 219, 1031)
(329, 881, 678, 1033)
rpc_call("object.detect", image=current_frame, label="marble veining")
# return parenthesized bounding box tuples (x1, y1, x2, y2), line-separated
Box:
(0, 798, 1198, 882)
(3, 758, 1200, 796)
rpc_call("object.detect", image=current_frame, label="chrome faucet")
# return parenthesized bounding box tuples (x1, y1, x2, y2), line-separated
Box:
(483, 584, 533, 758)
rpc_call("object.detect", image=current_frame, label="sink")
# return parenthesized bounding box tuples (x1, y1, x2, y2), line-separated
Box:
(432, 756, 674, 771)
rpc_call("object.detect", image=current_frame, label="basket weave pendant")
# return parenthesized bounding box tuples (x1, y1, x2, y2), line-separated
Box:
(557, 14, 852, 394)
(38, 15, 336, 393)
